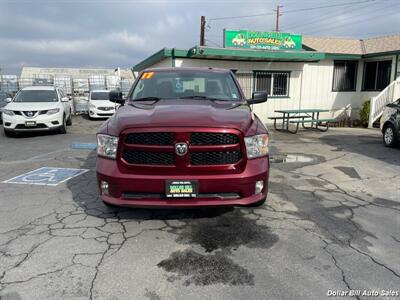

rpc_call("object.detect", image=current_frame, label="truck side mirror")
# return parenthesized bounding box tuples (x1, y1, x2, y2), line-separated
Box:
(109, 91, 125, 105)
(248, 91, 268, 105)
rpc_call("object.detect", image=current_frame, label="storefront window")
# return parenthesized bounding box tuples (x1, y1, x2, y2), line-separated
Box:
(254, 71, 289, 97)
(362, 60, 392, 91)
(332, 61, 357, 91)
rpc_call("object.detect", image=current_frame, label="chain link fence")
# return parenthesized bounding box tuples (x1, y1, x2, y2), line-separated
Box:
(0, 75, 135, 114)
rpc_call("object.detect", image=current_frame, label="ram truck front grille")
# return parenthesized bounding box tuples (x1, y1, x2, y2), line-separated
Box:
(120, 130, 243, 169)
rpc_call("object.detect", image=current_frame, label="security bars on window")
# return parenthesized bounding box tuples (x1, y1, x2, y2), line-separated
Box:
(253, 71, 289, 97)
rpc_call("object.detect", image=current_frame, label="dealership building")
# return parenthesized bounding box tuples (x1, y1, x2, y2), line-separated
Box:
(132, 32, 400, 126)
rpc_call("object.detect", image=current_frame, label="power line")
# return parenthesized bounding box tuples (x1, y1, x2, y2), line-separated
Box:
(205, 39, 222, 48)
(283, 0, 376, 14)
(284, 1, 377, 32)
(208, 0, 376, 21)
(305, 5, 400, 35)
(209, 11, 274, 21)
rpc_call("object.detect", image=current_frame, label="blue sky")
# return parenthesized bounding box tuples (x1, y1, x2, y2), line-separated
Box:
(0, 0, 399, 74)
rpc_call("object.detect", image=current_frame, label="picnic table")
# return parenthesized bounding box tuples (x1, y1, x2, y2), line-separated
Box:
(269, 109, 335, 134)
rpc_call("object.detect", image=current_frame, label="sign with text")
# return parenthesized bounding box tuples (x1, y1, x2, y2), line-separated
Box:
(224, 30, 302, 51)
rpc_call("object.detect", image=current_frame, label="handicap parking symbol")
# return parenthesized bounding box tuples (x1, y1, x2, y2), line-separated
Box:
(2, 167, 89, 186)
(175, 78, 183, 93)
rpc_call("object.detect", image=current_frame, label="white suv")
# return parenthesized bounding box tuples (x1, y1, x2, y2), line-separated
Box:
(88, 90, 118, 119)
(2, 86, 72, 137)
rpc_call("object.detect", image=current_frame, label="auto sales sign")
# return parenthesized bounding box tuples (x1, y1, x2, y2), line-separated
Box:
(223, 30, 302, 51)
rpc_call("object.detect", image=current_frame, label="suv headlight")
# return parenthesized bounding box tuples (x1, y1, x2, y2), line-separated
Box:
(244, 134, 269, 159)
(2, 109, 14, 116)
(47, 108, 60, 115)
(97, 134, 119, 159)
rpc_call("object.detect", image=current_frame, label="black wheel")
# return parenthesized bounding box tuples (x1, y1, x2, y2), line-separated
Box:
(244, 197, 266, 207)
(66, 110, 72, 126)
(383, 124, 397, 147)
(59, 115, 67, 134)
(4, 129, 15, 137)
(102, 200, 119, 209)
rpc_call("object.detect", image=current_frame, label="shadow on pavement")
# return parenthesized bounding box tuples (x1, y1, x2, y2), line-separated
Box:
(320, 133, 400, 166)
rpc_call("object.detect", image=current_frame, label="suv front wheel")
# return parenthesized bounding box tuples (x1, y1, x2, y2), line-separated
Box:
(383, 124, 397, 147)
(59, 115, 67, 134)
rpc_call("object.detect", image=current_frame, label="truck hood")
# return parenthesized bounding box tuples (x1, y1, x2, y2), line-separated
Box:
(108, 99, 255, 134)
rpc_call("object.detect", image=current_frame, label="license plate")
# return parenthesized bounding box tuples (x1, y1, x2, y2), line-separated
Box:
(25, 121, 37, 127)
(165, 180, 198, 198)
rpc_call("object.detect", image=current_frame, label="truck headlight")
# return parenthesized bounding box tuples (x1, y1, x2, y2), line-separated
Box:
(2, 109, 14, 116)
(47, 108, 60, 115)
(97, 134, 119, 159)
(244, 134, 269, 159)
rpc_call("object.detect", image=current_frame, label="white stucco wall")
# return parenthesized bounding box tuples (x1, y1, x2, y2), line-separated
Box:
(146, 55, 397, 124)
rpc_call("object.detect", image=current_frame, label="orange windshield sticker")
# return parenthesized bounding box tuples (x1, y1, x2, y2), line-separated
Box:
(141, 72, 155, 79)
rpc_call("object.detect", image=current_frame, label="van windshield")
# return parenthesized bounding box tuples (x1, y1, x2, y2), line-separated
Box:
(91, 92, 110, 100)
(14, 90, 58, 102)
(130, 71, 242, 101)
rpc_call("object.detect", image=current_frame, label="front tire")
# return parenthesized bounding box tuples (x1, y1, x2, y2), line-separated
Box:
(383, 124, 397, 147)
(244, 197, 266, 207)
(66, 110, 72, 126)
(59, 115, 67, 134)
(4, 129, 15, 137)
(102, 200, 119, 209)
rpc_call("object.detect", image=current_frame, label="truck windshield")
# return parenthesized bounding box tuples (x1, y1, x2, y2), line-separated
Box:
(130, 71, 242, 101)
(14, 90, 58, 102)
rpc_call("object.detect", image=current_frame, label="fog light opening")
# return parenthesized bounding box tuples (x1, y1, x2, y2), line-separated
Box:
(100, 181, 109, 195)
(255, 180, 264, 195)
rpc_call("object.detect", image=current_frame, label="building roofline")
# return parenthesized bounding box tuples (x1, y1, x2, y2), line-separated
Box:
(132, 46, 326, 71)
(132, 44, 400, 71)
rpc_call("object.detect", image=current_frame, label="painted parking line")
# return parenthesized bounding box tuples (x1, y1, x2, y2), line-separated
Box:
(2, 167, 89, 186)
(70, 143, 97, 150)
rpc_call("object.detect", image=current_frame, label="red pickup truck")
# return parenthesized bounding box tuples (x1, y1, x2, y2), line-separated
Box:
(96, 67, 269, 208)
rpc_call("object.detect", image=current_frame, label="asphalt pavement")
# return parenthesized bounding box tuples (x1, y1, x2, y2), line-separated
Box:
(0, 116, 399, 300)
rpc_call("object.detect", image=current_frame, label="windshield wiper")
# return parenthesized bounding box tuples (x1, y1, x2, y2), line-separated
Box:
(132, 97, 161, 102)
(179, 95, 228, 101)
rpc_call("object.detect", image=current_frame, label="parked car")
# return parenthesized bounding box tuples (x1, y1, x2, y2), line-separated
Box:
(96, 67, 269, 208)
(2, 86, 72, 137)
(381, 98, 400, 147)
(88, 90, 118, 119)
(0, 91, 12, 123)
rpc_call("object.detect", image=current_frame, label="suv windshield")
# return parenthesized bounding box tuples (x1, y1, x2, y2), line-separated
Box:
(91, 92, 110, 100)
(130, 70, 242, 101)
(14, 90, 58, 103)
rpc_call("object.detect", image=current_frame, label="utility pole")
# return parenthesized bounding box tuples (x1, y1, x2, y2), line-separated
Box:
(200, 16, 206, 46)
(274, 5, 283, 32)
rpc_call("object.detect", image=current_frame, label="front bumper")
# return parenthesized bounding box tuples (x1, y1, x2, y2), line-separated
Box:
(96, 157, 269, 207)
(2, 112, 63, 132)
(88, 107, 115, 118)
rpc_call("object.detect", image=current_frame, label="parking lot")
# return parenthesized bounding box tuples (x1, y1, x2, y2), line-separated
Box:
(0, 117, 399, 300)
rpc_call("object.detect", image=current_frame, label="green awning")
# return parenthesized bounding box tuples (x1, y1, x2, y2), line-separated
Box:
(132, 46, 326, 71)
